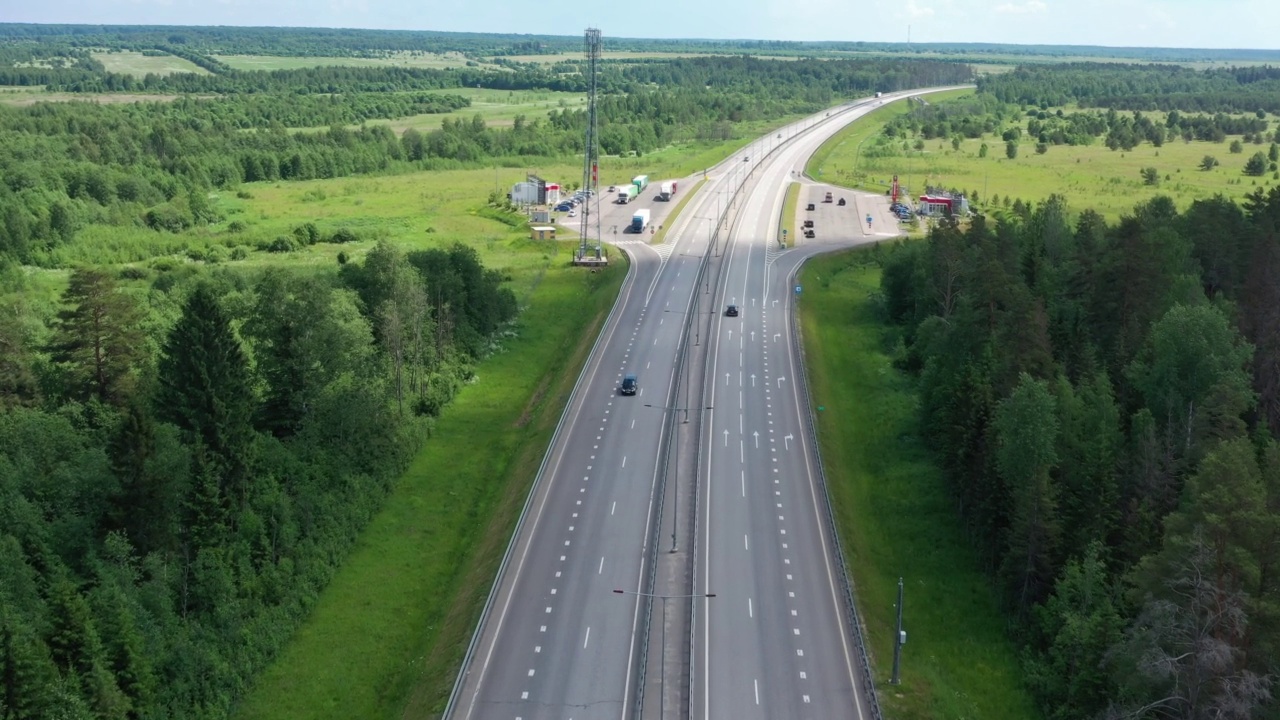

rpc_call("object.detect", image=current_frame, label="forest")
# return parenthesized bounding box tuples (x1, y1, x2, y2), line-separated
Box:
(0, 239, 518, 719)
(878, 187, 1280, 718)
(0, 54, 970, 269)
(978, 63, 1280, 115)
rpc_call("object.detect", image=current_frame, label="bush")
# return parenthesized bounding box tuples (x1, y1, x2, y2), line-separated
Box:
(293, 222, 321, 245)
(118, 266, 149, 281)
(329, 227, 359, 244)
(227, 220, 247, 233)
(268, 236, 298, 253)
(235, 189, 254, 199)
(230, 246, 248, 261)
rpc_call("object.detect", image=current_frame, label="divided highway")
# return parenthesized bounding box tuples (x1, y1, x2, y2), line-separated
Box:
(447, 88, 956, 720)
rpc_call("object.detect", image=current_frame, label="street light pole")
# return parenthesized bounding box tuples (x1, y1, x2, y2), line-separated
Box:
(645, 402, 712, 552)
(612, 589, 717, 720)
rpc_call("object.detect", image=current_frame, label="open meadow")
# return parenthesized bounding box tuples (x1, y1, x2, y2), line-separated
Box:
(812, 90, 1280, 219)
(214, 50, 479, 71)
(91, 50, 211, 76)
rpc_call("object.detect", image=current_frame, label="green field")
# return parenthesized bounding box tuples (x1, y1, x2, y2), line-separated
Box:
(92, 50, 211, 76)
(215, 51, 477, 71)
(813, 91, 1279, 219)
(363, 87, 586, 133)
(799, 253, 1039, 720)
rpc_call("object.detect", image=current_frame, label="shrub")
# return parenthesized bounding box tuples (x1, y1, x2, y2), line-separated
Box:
(268, 236, 298, 253)
(329, 227, 359, 244)
(235, 189, 254, 199)
(227, 220, 247, 233)
(230, 246, 248, 261)
(118, 266, 149, 281)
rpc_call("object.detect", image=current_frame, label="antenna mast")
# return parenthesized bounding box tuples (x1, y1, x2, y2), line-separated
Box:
(576, 28, 604, 264)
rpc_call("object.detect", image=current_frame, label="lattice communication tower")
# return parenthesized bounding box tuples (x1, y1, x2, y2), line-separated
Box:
(577, 28, 603, 262)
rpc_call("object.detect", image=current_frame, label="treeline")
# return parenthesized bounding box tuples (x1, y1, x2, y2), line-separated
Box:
(0, 238, 517, 719)
(889, 90, 1279, 154)
(978, 62, 1280, 114)
(0, 56, 971, 267)
(879, 188, 1280, 718)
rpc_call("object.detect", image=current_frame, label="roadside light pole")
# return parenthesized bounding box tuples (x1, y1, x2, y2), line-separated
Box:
(891, 576, 905, 684)
(645, 401, 712, 553)
(613, 589, 716, 720)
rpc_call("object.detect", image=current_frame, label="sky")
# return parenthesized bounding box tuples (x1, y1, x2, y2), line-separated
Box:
(4, 0, 1279, 50)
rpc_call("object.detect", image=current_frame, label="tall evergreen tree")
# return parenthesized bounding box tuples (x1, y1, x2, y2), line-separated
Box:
(49, 268, 145, 405)
(995, 373, 1061, 616)
(157, 284, 255, 513)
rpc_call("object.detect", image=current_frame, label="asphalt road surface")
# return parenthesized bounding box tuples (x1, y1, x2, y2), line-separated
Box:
(448, 88, 959, 720)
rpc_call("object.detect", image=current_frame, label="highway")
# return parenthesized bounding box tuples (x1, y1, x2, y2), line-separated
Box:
(447, 89, 953, 720)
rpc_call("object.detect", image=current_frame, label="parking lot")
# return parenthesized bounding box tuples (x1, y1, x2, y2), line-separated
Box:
(550, 177, 692, 242)
(791, 183, 908, 246)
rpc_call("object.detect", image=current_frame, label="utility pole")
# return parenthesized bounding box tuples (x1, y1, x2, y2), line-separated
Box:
(891, 577, 905, 684)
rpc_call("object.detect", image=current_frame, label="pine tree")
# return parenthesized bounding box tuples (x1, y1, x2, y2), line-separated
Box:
(49, 268, 144, 405)
(0, 602, 58, 720)
(106, 402, 176, 555)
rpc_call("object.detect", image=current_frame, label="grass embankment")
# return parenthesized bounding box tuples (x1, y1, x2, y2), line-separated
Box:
(799, 251, 1039, 720)
(235, 245, 628, 720)
(780, 181, 800, 247)
(805, 89, 975, 183)
(813, 89, 1279, 219)
(651, 177, 707, 245)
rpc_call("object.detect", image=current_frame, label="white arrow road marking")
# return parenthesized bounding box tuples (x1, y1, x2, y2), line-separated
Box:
(753, 431, 759, 448)
(778, 376, 787, 389)
(723, 430, 729, 446)
(784, 433, 794, 450)
(751, 374, 756, 387)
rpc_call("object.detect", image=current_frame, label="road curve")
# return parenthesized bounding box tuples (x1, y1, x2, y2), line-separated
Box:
(447, 88, 960, 720)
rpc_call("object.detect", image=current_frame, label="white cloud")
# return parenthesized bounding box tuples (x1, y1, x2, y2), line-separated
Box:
(906, 0, 935, 18)
(994, 0, 1047, 14)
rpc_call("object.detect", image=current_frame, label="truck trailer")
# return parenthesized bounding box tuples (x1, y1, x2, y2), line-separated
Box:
(658, 181, 676, 201)
(630, 208, 651, 233)
(632, 175, 649, 192)
(617, 185, 638, 204)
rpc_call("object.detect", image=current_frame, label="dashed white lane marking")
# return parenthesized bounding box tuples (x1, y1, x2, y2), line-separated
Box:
(621, 456, 626, 468)
(754, 679, 760, 705)
(584, 627, 591, 649)
(611, 501, 617, 515)
(528, 669, 535, 677)
(522, 691, 529, 699)
(744, 535, 749, 551)
(748, 597, 753, 618)
(599, 557, 605, 574)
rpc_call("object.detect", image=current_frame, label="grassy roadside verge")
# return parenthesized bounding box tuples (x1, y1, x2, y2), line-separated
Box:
(798, 251, 1039, 720)
(651, 178, 708, 245)
(805, 89, 975, 186)
(234, 247, 628, 720)
(780, 181, 800, 247)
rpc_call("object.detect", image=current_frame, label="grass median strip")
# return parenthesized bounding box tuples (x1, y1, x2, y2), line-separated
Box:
(798, 250, 1040, 720)
(780, 180, 800, 247)
(651, 177, 708, 245)
(234, 248, 628, 720)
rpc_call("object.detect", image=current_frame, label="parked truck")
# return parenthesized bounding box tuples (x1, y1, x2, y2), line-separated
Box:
(658, 181, 676, 201)
(617, 185, 638, 204)
(632, 175, 649, 192)
(630, 208, 651, 233)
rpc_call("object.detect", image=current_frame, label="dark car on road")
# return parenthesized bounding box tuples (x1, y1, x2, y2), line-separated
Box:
(725, 305, 739, 317)
(620, 374, 638, 396)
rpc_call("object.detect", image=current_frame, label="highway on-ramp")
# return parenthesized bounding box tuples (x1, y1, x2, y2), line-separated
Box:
(447, 88, 956, 720)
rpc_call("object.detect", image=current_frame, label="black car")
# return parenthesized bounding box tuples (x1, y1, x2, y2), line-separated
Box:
(620, 374, 638, 396)
(725, 305, 739, 317)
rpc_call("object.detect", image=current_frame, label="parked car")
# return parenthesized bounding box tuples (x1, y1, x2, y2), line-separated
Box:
(806, 203, 816, 211)
(568, 210, 576, 217)
(837, 198, 847, 206)
(725, 304, 739, 317)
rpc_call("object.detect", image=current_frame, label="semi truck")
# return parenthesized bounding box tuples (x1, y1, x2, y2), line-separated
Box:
(658, 181, 677, 201)
(630, 208, 651, 233)
(632, 175, 649, 192)
(617, 185, 638, 204)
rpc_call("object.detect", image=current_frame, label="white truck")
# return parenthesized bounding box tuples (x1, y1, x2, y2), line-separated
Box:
(617, 185, 638, 204)
(658, 181, 677, 201)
